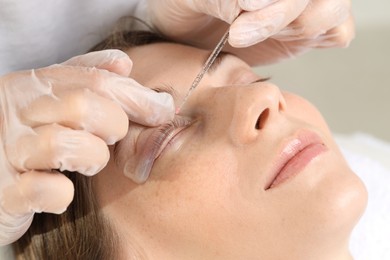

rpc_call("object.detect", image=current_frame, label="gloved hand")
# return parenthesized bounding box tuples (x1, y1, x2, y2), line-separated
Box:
(0, 50, 174, 245)
(147, 0, 354, 65)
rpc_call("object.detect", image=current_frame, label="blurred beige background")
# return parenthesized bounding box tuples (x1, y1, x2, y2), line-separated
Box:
(255, 0, 390, 142)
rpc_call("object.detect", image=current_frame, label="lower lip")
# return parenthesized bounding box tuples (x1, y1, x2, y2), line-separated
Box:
(269, 143, 328, 189)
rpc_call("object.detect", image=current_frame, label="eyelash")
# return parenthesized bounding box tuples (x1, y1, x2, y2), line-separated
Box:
(148, 117, 192, 161)
(252, 77, 271, 83)
(155, 118, 190, 147)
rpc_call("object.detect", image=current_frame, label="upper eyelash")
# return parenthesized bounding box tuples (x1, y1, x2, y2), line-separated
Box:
(150, 117, 192, 155)
(252, 77, 271, 83)
(129, 117, 192, 181)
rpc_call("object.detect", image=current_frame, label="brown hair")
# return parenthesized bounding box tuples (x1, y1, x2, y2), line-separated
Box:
(12, 172, 119, 260)
(12, 22, 170, 260)
(90, 17, 170, 52)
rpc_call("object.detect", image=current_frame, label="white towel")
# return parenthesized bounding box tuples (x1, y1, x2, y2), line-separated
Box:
(336, 133, 390, 259)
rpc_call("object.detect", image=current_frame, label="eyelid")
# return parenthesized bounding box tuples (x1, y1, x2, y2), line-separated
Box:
(229, 71, 266, 86)
(129, 117, 193, 183)
(252, 77, 271, 83)
(151, 117, 192, 159)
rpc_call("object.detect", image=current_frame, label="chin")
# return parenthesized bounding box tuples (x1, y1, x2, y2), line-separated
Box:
(277, 147, 369, 259)
(307, 152, 368, 255)
(327, 151, 368, 223)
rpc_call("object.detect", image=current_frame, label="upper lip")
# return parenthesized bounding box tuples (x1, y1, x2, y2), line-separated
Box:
(264, 130, 325, 190)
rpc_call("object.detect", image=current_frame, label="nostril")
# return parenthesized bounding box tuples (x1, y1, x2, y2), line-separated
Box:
(255, 108, 270, 130)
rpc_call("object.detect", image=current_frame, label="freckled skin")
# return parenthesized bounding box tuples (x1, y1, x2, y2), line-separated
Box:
(94, 43, 367, 260)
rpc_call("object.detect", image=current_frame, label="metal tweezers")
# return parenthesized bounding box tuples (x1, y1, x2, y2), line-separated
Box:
(175, 29, 230, 114)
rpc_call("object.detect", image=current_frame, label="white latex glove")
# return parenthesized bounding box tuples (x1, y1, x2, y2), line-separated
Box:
(0, 50, 174, 245)
(147, 0, 354, 65)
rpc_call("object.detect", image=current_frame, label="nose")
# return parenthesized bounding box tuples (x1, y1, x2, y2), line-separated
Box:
(230, 83, 286, 144)
(198, 82, 286, 145)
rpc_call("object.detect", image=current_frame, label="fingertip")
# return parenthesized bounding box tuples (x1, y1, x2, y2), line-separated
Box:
(228, 27, 264, 48)
(95, 49, 133, 76)
(335, 16, 355, 48)
(56, 132, 110, 176)
(41, 173, 75, 214)
(63, 49, 133, 76)
(105, 111, 129, 145)
(108, 77, 175, 126)
(143, 92, 175, 126)
(228, 35, 256, 48)
(229, 13, 276, 47)
(4, 171, 75, 215)
(314, 16, 355, 49)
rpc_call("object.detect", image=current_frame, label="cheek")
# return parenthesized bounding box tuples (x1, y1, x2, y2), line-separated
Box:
(126, 144, 247, 246)
(147, 143, 240, 208)
(283, 92, 331, 134)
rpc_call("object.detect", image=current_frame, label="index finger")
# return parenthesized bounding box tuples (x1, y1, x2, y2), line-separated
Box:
(229, 0, 310, 47)
(36, 65, 175, 126)
(62, 49, 133, 77)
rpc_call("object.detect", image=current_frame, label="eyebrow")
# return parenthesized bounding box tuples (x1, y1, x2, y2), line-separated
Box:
(206, 51, 232, 74)
(151, 51, 233, 97)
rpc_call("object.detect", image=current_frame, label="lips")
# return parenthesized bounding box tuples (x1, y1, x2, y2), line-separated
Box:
(265, 130, 328, 190)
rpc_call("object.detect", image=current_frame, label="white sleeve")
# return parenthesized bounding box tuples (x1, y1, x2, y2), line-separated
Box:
(0, 0, 143, 75)
(132, 0, 152, 28)
(0, 244, 13, 260)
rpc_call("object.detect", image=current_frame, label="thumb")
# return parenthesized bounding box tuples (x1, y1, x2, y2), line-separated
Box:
(62, 49, 133, 76)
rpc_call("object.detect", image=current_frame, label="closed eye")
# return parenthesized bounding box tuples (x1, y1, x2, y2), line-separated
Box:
(132, 116, 194, 183)
(149, 117, 192, 160)
(252, 77, 271, 84)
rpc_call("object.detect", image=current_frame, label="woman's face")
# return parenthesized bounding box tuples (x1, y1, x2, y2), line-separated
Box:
(95, 43, 367, 260)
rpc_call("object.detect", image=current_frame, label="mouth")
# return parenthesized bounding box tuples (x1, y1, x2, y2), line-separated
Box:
(265, 130, 328, 190)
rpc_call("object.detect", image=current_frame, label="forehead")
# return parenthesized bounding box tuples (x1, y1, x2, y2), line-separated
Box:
(125, 43, 209, 88)
(127, 43, 208, 69)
